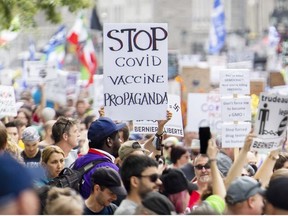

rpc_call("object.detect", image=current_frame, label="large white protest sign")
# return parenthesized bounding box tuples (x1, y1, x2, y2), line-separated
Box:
(252, 93, 288, 151)
(221, 96, 251, 122)
(220, 69, 250, 95)
(186, 93, 222, 134)
(221, 122, 251, 148)
(103, 23, 168, 120)
(133, 94, 183, 137)
(0, 85, 17, 116)
(23, 61, 57, 84)
(254, 93, 288, 138)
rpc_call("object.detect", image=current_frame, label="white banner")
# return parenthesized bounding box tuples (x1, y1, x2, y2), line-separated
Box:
(133, 94, 183, 137)
(103, 23, 168, 120)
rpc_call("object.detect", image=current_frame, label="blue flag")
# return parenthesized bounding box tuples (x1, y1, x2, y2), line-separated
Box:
(208, 0, 226, 54)
(42, 25, 66, 68)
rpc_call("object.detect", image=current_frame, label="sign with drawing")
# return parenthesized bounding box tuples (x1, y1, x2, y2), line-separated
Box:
(252, 93, 288, 151)
(103, 23, 168, 120)
(23, 61, 57, 84)
(132, 94, 183, 137)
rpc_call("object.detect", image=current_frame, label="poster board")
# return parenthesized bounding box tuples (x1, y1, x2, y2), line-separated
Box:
(103, 23, 168, 120)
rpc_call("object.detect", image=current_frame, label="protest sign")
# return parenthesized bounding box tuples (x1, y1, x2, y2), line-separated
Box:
(0, 85, 17, 117)
(92, 75, 104, 114)
(103, 23, 168, 120)
(133, 94, 183, 137)
(254, 93, 288, 139)
(23, 61, 57, 85)
(46, 70, 78, 106)
(221, 122, 251, 148)
(221, 96, 251, 122)
(186, 93, 222, 134)
(220, 69, 250, 95)
(251, 137, 283, 153)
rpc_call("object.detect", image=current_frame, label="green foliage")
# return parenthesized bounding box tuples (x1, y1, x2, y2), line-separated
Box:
(0, 0, 93, 31)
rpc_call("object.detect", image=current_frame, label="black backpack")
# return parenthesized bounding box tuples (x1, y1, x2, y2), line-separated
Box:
(47, 158, 109, 191)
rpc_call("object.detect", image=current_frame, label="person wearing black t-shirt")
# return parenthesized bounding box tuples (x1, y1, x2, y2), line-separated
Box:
(83, 167, 127, 215)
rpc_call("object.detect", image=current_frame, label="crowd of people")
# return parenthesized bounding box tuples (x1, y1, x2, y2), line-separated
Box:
(1, 86, 288, 215)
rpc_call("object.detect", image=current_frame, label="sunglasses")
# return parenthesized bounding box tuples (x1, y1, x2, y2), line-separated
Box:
(136, 173, 160, 182)
(195, 163, 211, 170)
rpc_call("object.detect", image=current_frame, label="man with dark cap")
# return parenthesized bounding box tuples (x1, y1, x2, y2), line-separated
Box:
(84, 167, 127, 215)
(73, 117, 126, 199)
(0, 153, 40, 214)
(225, 176, 265, 214)
(265, 176, 288, 215)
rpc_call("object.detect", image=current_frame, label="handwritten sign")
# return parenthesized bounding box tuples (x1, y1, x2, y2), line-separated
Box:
(23, 61, 57, 85)
(132, 94, 183, 137)
(220, 69, 250, 95)
(103, 23, 168, 120)
(221, 96, 251, 122)
(254, 93, 288, 139)
(0, 85, 17, 117)
(251, 137, 283, 153)
(186, 93, 222, 134)
(221, 122, 251, 148)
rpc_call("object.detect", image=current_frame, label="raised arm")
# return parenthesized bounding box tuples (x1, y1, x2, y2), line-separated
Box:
(253, 148, 280, 187)
(144, 110, 172, 159)
(224, 132, 256, 188)
(207, 138, 226, 199)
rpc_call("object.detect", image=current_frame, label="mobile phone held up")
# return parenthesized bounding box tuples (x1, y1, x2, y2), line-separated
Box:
(199, 127, 211, 154)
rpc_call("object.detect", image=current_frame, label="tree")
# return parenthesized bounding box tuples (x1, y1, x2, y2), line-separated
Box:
(0, 0, 93, 31)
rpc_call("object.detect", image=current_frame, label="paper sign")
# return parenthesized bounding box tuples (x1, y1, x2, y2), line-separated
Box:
(186, 93, 222, 134)
(23, 61, 57, 84)
(103, 23, 168, 120)
(221, 96, 251, 122)
(251, 137, 283, 152)
(254, 93, 288, 139)
(132, 94, 184, 137)
(220, 69, 250, 95)
(0, 85, 17, 116)
(93, 75, 104, 113)
(45, 70, 67, 105)
(221, 122, 251, 148)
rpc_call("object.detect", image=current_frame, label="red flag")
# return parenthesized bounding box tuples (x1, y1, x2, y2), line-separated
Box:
(67, 14, 97, 86)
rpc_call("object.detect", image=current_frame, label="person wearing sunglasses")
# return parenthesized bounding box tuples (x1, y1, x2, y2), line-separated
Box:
(114, 155, 161, 215)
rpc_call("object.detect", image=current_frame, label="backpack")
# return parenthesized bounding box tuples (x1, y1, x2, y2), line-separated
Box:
(47, 158, 109, 191)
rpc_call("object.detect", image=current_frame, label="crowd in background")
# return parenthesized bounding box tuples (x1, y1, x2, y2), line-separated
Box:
(1, 85, 288, 215)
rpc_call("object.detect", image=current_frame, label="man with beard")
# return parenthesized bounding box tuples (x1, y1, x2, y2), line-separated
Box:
(189, 154, 212, 207)
(114, 155, 162, 215)
(73, 117, 126, 199)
